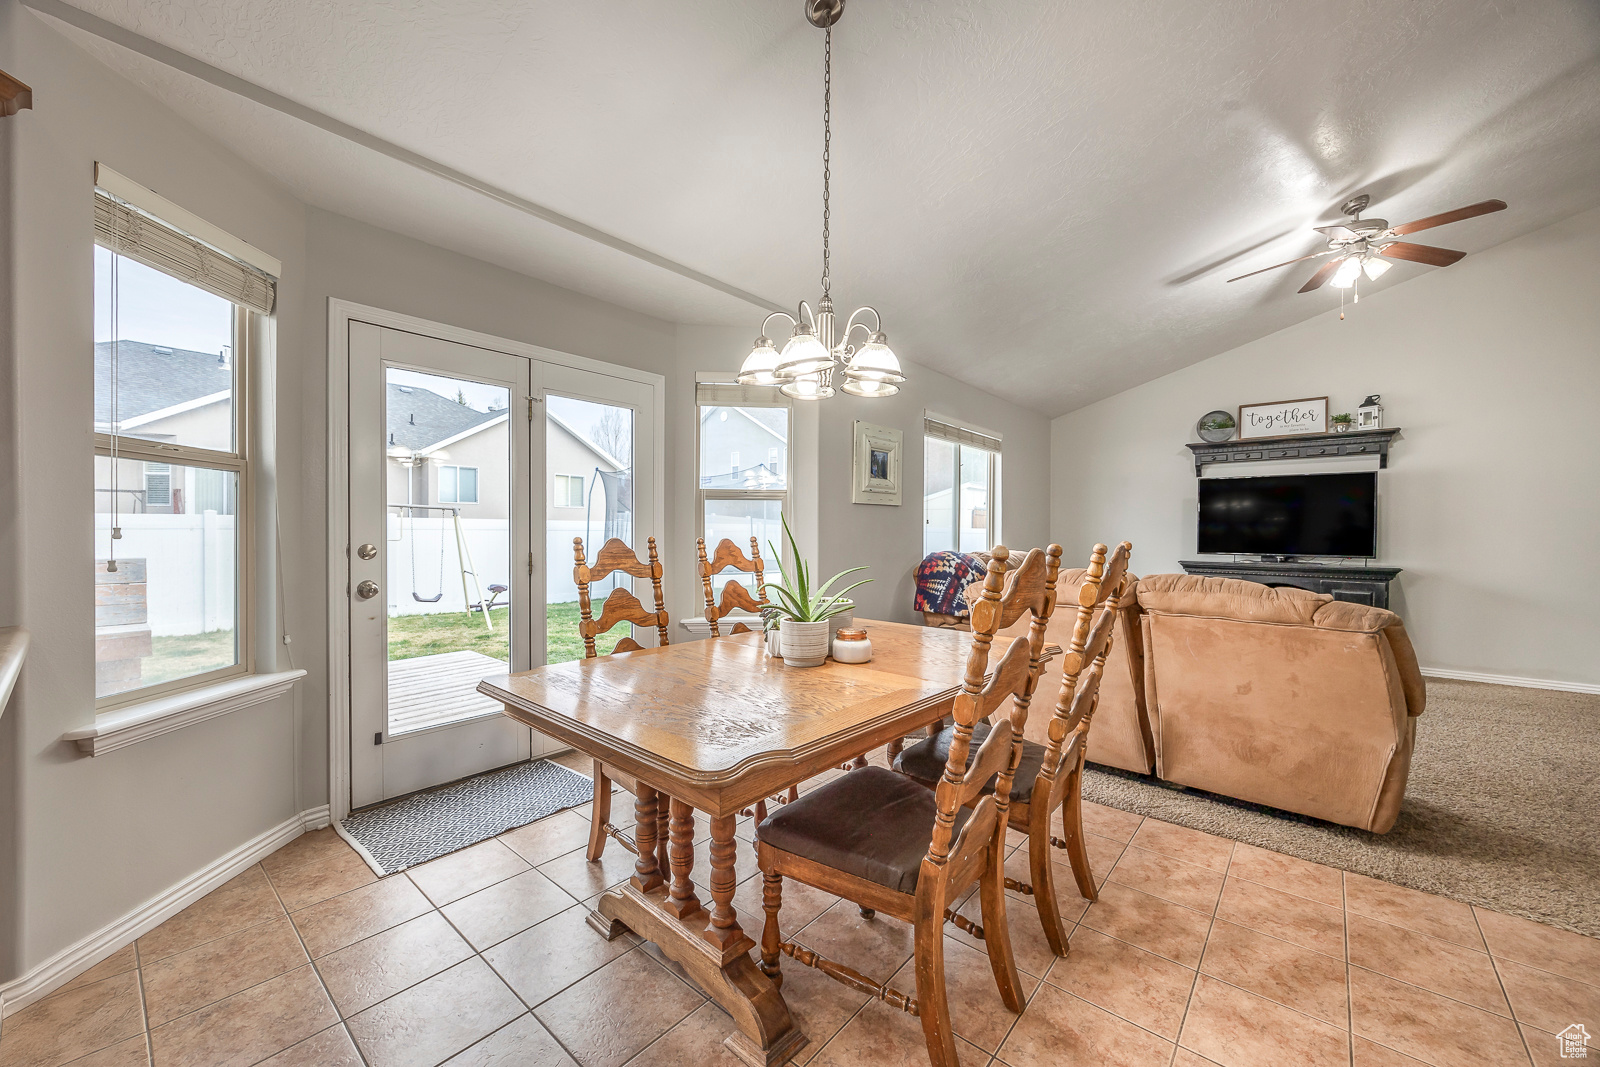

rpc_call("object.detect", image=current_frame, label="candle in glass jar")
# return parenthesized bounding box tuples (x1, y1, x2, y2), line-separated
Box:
(831, 627, 872, 664)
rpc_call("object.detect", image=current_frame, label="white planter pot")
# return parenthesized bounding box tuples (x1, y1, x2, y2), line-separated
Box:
(766, 626, 783, 657)
(780, 620, 831, 667)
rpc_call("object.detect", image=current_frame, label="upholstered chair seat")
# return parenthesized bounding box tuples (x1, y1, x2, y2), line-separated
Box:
(894, 722, 1047, 803)
(756, 767, 972, 894)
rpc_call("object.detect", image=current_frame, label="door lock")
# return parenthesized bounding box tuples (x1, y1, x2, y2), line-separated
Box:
(356, 543, 379, 560)
(355, 580, 380, 600)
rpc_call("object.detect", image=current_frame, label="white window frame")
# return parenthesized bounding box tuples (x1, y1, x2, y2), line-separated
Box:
(438, 463, 479, 504)
(923, 412, 1003, 554)
(94, 270, 254, 711)
(694, 381, 792, 566)
(554, 473, 584, 509)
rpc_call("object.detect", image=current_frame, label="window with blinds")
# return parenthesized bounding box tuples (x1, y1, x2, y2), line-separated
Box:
(923, 415, 1001, 556)
(695, 381, 790, 611)
(93, 175, 265, 708)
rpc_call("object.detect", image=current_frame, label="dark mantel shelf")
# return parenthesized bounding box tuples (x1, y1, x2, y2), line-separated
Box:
(1185, 427, 1400, 474)
(1180, 559, 1402, 609)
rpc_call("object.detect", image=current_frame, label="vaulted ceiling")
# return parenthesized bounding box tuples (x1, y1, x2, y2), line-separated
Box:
(35, 0, 1600, 415)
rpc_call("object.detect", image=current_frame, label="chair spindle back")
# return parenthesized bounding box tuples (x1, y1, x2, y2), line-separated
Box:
(573, 536, 669, 656)
(696, 536, 768, 637)
(925, 544, 1062, 870)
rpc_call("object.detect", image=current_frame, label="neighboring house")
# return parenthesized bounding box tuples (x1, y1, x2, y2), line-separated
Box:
(385, 382, 510, 520)
(699, 404, 787, 489)
(93, 340, 236, 515)
(382, 385, 627, 527)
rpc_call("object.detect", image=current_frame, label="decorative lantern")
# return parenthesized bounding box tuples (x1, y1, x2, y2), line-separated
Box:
(1357, 395, 1383, 430)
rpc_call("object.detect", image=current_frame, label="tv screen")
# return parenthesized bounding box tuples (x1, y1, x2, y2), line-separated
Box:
(1198, 472, 1376, 557)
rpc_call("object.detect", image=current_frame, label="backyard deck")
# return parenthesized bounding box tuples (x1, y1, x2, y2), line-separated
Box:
(387, 649, 509, 735)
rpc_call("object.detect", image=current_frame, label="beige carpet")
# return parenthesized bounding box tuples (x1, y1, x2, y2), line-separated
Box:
(1081, 678, 1600, 938)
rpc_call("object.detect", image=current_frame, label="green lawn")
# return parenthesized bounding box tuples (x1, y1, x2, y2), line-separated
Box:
(387, 601, 623, 665)
(144, 631, 236, 684)
(140, 601, 616, 683)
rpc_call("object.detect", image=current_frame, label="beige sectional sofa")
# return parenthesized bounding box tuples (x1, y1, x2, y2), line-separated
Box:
(967, 570, 1427, 833)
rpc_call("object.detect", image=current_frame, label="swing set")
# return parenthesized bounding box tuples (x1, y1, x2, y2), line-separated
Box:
(393, 504, 496, 631)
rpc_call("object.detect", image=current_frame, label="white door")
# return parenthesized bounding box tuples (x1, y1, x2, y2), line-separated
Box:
(348, 322, 658, 808)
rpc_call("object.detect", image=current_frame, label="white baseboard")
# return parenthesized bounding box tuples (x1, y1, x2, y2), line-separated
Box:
(1421, 668, 1600, 696)
(0, 805, 326, 1019)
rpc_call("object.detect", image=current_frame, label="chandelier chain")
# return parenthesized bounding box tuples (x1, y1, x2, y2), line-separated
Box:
(821, 25, 831, 299)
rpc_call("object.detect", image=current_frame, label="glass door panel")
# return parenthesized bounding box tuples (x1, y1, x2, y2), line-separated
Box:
(384, 367, 513, 736)
(546, 394, 634, 665)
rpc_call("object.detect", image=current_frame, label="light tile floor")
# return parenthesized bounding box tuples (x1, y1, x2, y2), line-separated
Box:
(4, 757, 1597, 1067)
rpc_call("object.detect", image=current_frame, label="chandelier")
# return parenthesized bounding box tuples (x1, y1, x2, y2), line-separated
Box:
(737, 0, 904, 400)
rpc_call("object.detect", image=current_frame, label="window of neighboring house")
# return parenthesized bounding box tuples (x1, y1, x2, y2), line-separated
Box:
(93, 180, 275, 707)
(923, 416, 1001, 557)
(439, 464, 479, 505)
(554, 473, 584, 509)
(696, 383, 790, 601)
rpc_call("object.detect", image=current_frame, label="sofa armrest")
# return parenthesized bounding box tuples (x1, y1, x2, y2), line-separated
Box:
(1383, 620, 1427, 717)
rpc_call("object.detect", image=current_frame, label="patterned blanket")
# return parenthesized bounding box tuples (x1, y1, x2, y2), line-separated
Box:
(914, 551, 990, 616)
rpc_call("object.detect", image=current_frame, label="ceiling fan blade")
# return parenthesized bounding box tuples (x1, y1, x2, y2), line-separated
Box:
(1298, 257, 1345, 293)
(1313, 224, 1359, 240)
(1388, 199, 1506, 236)
(1378, 242, 1466, 267)
(1226, 249, 1337, 283)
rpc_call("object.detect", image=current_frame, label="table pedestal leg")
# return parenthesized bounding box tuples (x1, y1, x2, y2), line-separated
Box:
(596, 806, 804, 1067)
(662, 797, 702, 919)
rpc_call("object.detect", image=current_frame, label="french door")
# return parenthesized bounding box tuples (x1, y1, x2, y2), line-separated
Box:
(347, 321, 656, 808)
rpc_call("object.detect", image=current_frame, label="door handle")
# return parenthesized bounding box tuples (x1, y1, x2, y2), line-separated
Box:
(355, 580, 380, 600)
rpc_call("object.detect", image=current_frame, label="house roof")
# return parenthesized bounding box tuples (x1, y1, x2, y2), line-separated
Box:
(386, 383, 504, 451)
(94, 340, 232, 426)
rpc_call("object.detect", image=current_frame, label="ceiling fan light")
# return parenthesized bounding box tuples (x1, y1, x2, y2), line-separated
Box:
(775, 326, 835, 379)
(1362, 256, 1392, 281)
(736, 337, 783, 386)
(844, 332, 905, 384)
(1330, 256, 1363, 289)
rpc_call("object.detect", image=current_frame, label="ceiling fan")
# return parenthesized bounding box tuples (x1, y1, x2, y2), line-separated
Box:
(1227, 194, 1507, 293)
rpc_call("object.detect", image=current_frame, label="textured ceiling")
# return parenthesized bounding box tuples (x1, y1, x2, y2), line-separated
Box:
(37, 0, 1600, 415)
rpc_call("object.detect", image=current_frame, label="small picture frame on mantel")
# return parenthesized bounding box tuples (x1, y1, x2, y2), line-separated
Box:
(851, 420, 902, 505)
(1238, 396, 1328, 440)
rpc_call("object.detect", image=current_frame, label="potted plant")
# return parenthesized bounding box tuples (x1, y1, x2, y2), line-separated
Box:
(1331, 412, 1354, 433)
(766, 512, 872, 667)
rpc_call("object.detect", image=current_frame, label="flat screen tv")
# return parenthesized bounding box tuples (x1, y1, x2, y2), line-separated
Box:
(1198, 472, 1376, 558)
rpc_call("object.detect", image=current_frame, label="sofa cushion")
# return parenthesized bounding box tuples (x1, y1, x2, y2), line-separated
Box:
(894, 721, 1048, 802)
(756, 766, 970, 894)
(1137, 573, 1330, 624)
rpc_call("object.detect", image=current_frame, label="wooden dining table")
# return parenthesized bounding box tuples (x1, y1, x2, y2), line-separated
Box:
(476, 620, 983, 1067)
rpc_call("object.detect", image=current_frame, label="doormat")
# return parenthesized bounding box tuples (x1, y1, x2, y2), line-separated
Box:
(340, 758, 593, 876)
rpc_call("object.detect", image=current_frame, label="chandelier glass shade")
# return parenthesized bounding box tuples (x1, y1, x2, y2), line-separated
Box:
(735, 0, 904, 401)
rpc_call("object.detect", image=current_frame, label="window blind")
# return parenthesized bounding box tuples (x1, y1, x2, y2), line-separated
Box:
(94, 191, 276, 315)
(696, 382, 790, 407)
(924, 416, 1001, 453)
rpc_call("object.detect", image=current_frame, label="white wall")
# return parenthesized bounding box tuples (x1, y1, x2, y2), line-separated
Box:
(1050, 206, 1600, 690)
(1, 0, 308, 982)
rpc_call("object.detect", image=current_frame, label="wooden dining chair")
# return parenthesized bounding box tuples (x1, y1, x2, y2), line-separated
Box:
(695, 535, 799, 820)
(574, 536, 672, 868)
(756, 544, 1062, 1067)
(697, 536, 768, 636)
(893, 541, 1132, 958)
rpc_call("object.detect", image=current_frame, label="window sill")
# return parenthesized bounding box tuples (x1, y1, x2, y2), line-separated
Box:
(63, 669, 306, 756)
(678, 616, 762, 637)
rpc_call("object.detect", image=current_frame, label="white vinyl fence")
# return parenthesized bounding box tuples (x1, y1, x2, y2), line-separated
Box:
(385, 516, 629, 615)
(94, 512, 236, 636)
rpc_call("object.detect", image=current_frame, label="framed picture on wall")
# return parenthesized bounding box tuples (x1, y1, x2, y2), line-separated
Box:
(851, 421, 902, 505)
(1238, 396, 1328, 439)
